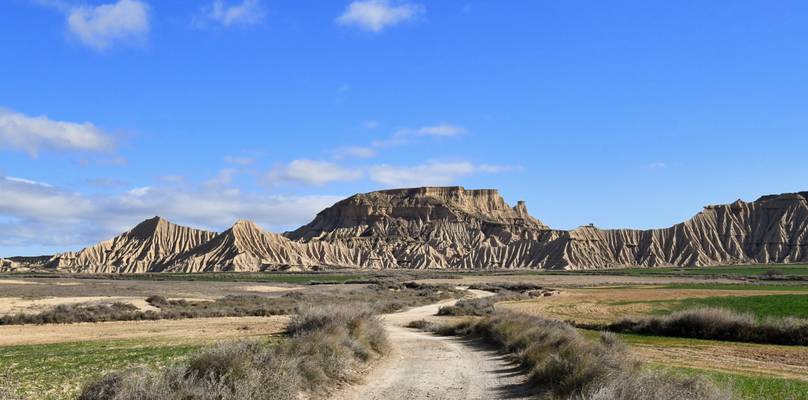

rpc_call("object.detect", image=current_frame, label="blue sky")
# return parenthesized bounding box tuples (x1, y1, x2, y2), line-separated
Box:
(2, 0, 808, 256)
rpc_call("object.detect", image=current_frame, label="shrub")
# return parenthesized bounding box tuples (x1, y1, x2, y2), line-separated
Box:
(604, 307, 808, 346)
(78, 304, 388, 400)
(424, 311, 730, 400)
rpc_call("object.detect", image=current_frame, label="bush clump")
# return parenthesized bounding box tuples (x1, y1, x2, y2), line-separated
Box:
(603, 307, 808, 346)
(427, 311, 731, 400)
(78, 303, 388, 400)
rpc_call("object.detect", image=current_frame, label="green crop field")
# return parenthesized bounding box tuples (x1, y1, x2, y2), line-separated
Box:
(670, 294, 808, 319)
(0, 339, 204, 400)
(658, 365, 808, 400)
(596, 264, 808, 277)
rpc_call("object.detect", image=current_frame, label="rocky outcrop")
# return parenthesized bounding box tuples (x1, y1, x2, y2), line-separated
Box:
(27, 188, 808, 272)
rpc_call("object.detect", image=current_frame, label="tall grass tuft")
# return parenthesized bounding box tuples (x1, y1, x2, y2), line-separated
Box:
(604, 307, 808, 346)
(429, 311, 731, 400)
(78, 303, 388, 400)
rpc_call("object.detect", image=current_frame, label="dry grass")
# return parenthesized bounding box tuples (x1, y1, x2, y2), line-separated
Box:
(422, 312, 731, 400)
(0, 282, 460, 326)
(78, 304, 388, 400)
(600, 307, 808, 346)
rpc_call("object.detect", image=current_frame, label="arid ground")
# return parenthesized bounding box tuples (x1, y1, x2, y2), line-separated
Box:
(1, 268, 807, 400)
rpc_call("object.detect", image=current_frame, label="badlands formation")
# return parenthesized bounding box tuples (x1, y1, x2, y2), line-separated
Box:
(5, 187, 808, 272)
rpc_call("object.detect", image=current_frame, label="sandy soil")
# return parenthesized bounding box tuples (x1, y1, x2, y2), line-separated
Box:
(334, 290, 533, 400)
(498, 287, 807, 324)
(0, 315, 289, 347)
(0, 296, 163, 315)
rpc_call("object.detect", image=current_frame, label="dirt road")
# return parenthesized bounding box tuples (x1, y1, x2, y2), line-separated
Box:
(335, 290, 532, 400)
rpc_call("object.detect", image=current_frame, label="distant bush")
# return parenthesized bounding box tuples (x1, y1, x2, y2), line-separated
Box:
(603, 307, 808, 346)
(438, 283, 555, 316)
(0, 282, 461, 326)
(423, 311, 730, 400)
(78, 304, 388, 400)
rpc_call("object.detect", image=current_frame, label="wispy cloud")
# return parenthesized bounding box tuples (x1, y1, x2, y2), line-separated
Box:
(0, 108, 115, 156)
(0, 175, 343, 249)
(66, 0, 150, 49)
(372, 123, 466, 148)
(647, 162, 668, 169)
(368, 161, 512, 187)
(224, 155, 256, 165)
(265, 159, 362, 185)
(195, 0, 265, 28)
(336, 0, 423, 32)
(331, 146, 377, 159)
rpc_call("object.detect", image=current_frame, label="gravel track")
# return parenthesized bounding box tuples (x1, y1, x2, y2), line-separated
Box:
(335, 290, 532, 400)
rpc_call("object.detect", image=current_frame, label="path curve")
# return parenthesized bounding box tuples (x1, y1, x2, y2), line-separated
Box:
(334, 289, 532, 400)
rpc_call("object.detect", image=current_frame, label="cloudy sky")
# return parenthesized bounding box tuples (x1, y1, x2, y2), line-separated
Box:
(2, 0, 808, 256)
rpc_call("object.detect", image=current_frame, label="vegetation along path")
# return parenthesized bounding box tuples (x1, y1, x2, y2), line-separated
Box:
(335, 289, 532, 400)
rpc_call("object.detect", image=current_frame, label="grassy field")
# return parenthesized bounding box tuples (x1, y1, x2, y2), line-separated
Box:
(575, 330, 808, 398)
(671, 294, 808, 319)
(596, 264, 808, 278)
(659, 365, 808, 400)
(0, 338, 211, 400)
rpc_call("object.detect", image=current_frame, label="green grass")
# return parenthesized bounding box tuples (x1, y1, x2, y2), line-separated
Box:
(0, 339, 204, 400)
(659, 283, 808, 291)
(655, 365, 808, 400)
(595, 264, 808, 277)
(671, 294, 808, 319)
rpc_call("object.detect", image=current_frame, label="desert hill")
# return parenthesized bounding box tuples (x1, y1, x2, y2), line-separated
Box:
(45, 217, 217, 273)
(7, 187, 808, 272)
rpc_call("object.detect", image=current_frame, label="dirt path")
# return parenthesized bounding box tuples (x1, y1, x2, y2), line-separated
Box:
(334, 290, 532, 400)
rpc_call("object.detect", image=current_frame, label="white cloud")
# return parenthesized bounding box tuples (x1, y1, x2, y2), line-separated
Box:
(0, 108, 114, 156)
(0, 175, 343, 249)
(368, 161, 510, 187)
(371, 123, 466, 148)
(336, 0, 423, 32)
(331, 146, 377, 159)
(67, 0, 150, 49)
(198, 0, 265, 27)
(417, 123, 466, 136)
(266, 159, 362, 185)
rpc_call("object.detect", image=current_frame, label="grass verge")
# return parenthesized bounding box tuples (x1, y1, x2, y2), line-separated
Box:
(77, 303, 388, 400)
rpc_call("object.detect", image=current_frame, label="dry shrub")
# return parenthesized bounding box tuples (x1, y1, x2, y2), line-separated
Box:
(431, 311, 730, 400)
(606, 307, 808, 346)
(2, 282, 459, 326)
(78, 304, 388, 400)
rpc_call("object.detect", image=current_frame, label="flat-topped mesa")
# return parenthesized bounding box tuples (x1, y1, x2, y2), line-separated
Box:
(286, 186, 547, 241)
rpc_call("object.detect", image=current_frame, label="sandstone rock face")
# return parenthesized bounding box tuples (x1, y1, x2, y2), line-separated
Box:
(163, 220, 375, 272)
(30, 188, 808, 272)
(48, 217, 217, 273)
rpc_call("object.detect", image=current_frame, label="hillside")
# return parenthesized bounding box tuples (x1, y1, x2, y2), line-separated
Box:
(8, 188, 808, 272)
